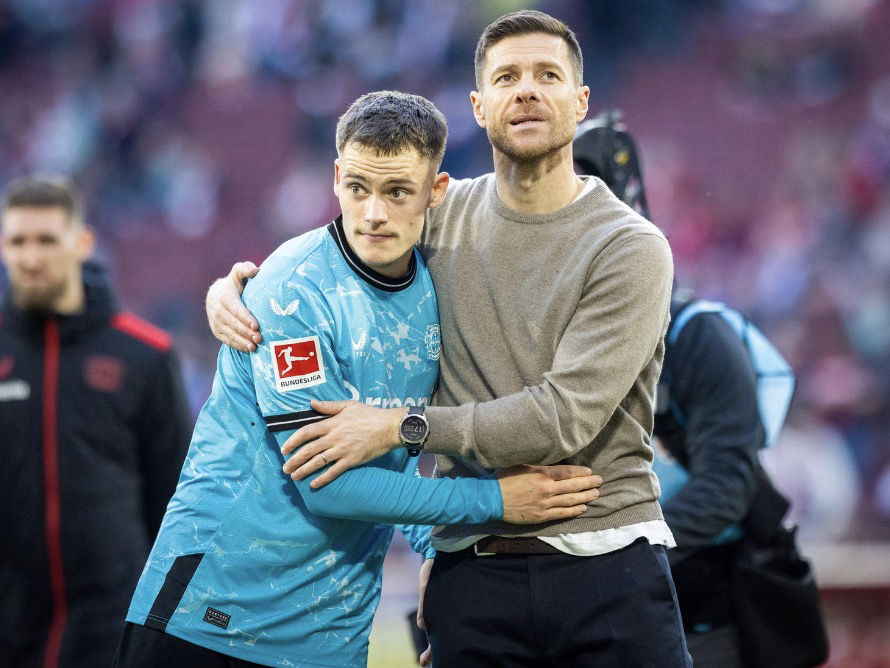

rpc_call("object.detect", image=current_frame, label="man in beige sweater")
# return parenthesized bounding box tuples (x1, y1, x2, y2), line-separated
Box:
(208, 10, 689, 667)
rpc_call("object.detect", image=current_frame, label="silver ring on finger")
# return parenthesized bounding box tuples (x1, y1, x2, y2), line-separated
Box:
(320, 451, 329, 464)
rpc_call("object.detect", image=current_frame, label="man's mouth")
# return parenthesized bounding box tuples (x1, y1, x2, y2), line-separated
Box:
(510, 115, 544, 125)
(360, 232, 394, 243)
(19, 272, 46, 284)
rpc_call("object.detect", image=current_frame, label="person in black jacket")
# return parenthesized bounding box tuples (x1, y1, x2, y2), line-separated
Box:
(653, 294, 763, 667)
(0, 175, 191, 668)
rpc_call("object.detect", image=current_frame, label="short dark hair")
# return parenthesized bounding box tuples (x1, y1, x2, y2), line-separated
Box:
(335, 91, 448, 167)
(1, 174, 83, 227)
(474, 10, 583, 89)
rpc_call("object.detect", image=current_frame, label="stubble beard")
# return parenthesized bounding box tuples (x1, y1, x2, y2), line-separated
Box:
(9, 279, 67, 315)
(487, 123, 573, 165)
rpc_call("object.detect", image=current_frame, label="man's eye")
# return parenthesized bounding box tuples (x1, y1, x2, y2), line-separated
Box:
(542, 71, 559, 80)
(495, 73, 513, 83)
(391, 189, 406, 199)
(349, 184, 363, 194)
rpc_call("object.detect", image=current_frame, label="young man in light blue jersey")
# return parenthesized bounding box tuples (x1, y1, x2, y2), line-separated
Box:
(115, 91, 601, 668)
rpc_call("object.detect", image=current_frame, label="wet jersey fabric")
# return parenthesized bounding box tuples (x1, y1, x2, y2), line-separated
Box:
(126, 219, 503, 668)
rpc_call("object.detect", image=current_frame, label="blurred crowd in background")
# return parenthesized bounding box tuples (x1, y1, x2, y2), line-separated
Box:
(1, 0, 889, 544)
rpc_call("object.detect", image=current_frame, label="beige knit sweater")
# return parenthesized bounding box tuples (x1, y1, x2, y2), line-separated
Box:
(420, 174, 673, 539)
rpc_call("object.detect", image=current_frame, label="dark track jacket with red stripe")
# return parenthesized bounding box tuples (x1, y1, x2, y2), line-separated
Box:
(0, 265, 191, 668)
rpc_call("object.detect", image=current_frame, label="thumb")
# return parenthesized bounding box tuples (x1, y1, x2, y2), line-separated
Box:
(310, 399, 354, 415)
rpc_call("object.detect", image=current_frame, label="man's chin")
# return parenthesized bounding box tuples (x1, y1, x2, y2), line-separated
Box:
(10, 288, 58, 314)
(490, 133, 566, 164)
(499, 144, 560, 164)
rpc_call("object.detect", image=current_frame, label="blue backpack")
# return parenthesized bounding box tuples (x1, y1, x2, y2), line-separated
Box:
(653, 300, 796, 503)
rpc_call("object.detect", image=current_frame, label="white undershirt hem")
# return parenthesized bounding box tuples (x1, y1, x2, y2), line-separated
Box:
(432, 519, 676, 556)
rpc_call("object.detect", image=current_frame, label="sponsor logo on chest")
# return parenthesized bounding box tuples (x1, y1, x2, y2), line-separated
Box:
(271, 336, 326, 392)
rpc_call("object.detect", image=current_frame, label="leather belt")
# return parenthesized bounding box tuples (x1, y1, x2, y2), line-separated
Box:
(472, 536, 563, 556)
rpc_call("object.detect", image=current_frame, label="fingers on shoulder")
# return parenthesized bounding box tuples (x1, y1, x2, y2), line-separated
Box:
(232, 261, 258, 279)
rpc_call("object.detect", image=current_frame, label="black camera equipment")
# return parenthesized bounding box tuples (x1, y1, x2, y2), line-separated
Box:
(573, 109, 651, 221)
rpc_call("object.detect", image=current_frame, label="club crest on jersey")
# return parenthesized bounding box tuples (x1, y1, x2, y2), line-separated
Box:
(271, 336, 326, 392)
(424, 324, 441, 361)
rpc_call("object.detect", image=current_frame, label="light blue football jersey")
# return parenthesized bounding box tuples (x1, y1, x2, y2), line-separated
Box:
(126, 219, 503, 667)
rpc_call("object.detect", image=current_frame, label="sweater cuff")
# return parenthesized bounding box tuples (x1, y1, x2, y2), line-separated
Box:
(425, 404, 474, 458)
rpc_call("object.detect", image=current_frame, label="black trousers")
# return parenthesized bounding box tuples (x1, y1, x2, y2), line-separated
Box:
(424, 538, 692, 668)
(114, 622, 267, 668)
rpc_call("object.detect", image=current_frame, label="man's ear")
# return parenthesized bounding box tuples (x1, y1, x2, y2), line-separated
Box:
(427, 172, 450, 209)
(470, 91, 486, 129)
(333, 159, 341, 196)
(76, 225, 96, 262)
(575, 85, 590, 122)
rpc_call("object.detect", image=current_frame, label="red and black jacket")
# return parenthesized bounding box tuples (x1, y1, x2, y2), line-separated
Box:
(0, 265, 191, 668)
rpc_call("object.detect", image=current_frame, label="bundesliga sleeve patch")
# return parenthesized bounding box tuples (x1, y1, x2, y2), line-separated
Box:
(271, 336, 326, 392)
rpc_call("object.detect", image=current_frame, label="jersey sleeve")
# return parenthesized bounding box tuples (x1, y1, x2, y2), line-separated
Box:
(243, 269, 503, 527)
(399, 523, 435, 560)
(397, 469, 436, 559)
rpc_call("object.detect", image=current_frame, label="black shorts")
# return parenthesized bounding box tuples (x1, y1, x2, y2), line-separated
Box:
(113, 622, 267, 668)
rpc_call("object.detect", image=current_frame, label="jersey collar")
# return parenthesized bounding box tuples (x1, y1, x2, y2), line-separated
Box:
(327, 216, 417, 292)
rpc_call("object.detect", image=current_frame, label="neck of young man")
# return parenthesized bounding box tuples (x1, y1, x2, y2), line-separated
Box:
(492, 144, 584, 214)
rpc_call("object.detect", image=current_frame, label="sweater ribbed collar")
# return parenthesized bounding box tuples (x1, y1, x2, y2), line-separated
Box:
(487, 174, 610, 224)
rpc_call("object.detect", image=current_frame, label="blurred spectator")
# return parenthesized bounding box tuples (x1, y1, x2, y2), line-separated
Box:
(762, 411, 862, 542)
(0, 175, 190, 667)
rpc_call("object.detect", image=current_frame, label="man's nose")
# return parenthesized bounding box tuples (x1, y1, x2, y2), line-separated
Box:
(19, 245, 45, 269)
(514, 73, 541, 103)
(364, 195, 388, 226)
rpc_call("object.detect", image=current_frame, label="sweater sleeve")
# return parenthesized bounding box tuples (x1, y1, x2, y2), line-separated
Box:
(424, 232, 673, 467)
(660, 312, 763, 557)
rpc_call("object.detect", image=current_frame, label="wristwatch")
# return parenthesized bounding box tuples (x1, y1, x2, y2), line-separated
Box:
(399, 406, 429, 456)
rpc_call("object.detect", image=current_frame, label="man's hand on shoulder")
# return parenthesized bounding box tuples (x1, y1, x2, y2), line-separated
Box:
(206, 261, 262, 352)
(281, 400, 405, 488)
(498, 465, 602, 524)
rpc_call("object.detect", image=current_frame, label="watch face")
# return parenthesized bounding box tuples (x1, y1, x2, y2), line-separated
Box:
(401, 415, 428, 444)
